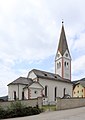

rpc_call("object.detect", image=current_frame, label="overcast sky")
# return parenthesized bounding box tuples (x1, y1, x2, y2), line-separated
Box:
(0, 0, 85, 97)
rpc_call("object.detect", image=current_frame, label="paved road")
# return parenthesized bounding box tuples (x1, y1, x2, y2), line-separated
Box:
(4, 107, 85, 120)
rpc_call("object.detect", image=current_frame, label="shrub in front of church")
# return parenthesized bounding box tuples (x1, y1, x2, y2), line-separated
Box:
(0, 102, 41, 119)
(0, 106, 6, 119)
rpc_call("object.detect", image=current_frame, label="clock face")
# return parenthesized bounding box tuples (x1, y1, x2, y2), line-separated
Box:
(65, 53, 68, 57)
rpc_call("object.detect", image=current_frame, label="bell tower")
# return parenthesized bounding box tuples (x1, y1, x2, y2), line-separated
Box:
(55, 22, 71, 80)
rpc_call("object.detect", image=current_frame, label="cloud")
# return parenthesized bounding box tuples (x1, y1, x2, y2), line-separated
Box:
(0, 0, 85, 96)
(72, 55, 85, 80)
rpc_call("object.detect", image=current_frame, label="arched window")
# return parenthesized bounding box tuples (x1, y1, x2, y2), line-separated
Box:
(54, 87, 57, 101)
(57, 63, 59, 69)
(14, 91, 16, 100)
(57, 62, 61, 69)
(22, 91, 24, 100)
(64, 61, 66, 67)
(45, 86, 48, 97)
(67, 62, 69, 68)
(59, 62, 61, 68)
(63, 88, 66, 96)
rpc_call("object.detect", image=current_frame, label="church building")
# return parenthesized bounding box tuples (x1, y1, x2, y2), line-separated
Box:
(8, 22, 73, 103)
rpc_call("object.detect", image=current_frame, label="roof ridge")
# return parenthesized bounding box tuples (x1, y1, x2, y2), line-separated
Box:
(32, 68, 71, 82)
(32, 69, 59, 76)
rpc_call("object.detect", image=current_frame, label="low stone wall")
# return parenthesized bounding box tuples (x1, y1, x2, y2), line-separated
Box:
(0, 97, 43, 109)
(56, 98, 85, 110)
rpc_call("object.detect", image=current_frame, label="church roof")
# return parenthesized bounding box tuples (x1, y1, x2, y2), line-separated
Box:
(8, 77, 33, 86)
(32, 69, 72, 84)
(58, 22, 70, 56)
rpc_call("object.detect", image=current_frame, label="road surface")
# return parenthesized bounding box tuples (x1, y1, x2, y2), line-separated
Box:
(4, 107, 85, 120)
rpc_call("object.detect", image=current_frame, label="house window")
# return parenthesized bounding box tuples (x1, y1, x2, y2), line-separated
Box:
(54, 87, 57, 101)
(14, 91, 16, 100)
(22, 91, 24, 100)
(77, 91, 79, 93)
(45, 86, 48, 97)
(82, 89, 83, 92)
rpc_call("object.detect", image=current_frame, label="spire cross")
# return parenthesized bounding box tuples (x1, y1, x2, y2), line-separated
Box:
(62, 20, 64, 24)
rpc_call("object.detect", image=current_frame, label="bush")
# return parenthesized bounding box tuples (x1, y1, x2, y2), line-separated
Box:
(0, 102, 41, 119)
(0, 106, 6, 119)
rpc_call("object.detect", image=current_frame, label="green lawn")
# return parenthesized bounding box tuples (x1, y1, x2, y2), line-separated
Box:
(42, 105, 56, 112)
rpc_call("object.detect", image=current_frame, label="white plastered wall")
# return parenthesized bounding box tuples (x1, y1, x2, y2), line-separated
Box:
(27, 71, 36, 79)
(39, 78, 73, 102)
(8, 84, 26, 101)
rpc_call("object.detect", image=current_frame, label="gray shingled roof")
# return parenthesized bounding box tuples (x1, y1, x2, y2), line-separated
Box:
(74, 78, 85, 88)
(57, 24, 70, 56)
(0, 95, 8, 101)
(32, 69, 72, 84)
(8, 77, 33, 86)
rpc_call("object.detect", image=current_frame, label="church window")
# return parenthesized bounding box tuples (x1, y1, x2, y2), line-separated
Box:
(57, 62, 61, 69)
(45, 86, 48, 97)
(59, 62, 61, 67)
(64, 62, 66, 67)
(67, 62, 69, 68)
(14, 91, 16, 100)
(63, 88, 66, 96)
(82, 89, 83, 92)
(22, 91, 24, 100)
(57, 63, 59, 69)
(55, 76, 57, 78)
(64, 62, 69, 68)
(54, 87, 57, 101)
(34, 91, 38, 94)
(44, 73, 47, 76)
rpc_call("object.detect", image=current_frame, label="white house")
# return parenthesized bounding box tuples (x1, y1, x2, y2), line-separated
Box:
(8, 22, 73, 102)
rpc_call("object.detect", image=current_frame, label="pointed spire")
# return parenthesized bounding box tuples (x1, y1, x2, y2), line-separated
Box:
(58, 21, 69, 56)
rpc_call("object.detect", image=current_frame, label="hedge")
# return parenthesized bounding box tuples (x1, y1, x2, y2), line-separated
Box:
(0, 101, 41, 119)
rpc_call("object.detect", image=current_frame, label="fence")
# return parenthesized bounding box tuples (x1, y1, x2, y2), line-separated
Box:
(0, 97, 43, 109)
(56, 97, 85, 110)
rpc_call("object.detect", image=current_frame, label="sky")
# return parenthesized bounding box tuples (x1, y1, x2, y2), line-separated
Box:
(0, 0, 85, 97)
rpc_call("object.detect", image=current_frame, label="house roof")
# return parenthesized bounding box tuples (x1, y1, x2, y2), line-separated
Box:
(73, 78, 85, 88)
(8, 77, 33, 86)
(57, 22, 70, 56)
(31, 69, 72, 84)
(0, 95, 8, 101)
